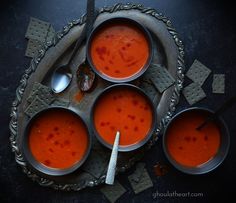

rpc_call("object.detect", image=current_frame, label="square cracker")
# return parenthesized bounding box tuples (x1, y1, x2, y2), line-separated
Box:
(145, 64, 175, 93)
(128, 168, 153, 194)
(130, 162, 146, 183)
(25, 17, 50, 42)
(27, 82, 54, 104)
(186, 60, 211, 86)
(25, 96, 49, 117)
(25, 39, 43, 58)
(212, 74, 225, 94)
(100, 181, 126, 203)
(182, 82, 206, 105)
(139, 82, 157, 101)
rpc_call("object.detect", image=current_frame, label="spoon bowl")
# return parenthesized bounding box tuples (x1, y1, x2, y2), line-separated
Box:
(51, 65, 72, 93)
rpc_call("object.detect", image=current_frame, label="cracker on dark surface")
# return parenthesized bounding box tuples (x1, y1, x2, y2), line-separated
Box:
(130, 162, 146, 183)
(27, 82, 54, 104)
(128, 168, 153, 194)
(182, 82, 206, 105)
(25, 39, 43, 58)
(144, 64, 175, 93)
(212, 74, 225, 94)
(25, 17, 50, 42)
(139, 81, 157, 101)
(186, 60, 211, 86)
(25, 96, 49, 117)
(100, 180, 126, 203)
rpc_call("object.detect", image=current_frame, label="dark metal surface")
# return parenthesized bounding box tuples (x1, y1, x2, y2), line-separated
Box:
(0, 0, 235, 202)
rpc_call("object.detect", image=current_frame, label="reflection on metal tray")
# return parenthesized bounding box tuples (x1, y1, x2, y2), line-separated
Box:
(9, 3, 184, 191)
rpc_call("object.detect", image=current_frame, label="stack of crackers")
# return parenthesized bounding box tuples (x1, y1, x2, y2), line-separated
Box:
(25, 17, 56, 58)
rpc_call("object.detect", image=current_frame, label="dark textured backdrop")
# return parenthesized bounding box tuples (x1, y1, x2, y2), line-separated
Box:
(0, 0, 235, 202)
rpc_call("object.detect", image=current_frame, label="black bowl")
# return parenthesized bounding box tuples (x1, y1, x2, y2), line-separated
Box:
(162, 107, 230, 175)
(90, 84, 157, 152)
(86, 17, 153, 83)
(22, 107, 91, 176)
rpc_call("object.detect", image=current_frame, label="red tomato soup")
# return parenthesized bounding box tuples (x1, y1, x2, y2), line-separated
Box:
(166, 111, 221, 167)
(29, 109, 89, 169)
(93, 87, 153, 147)
(90, 22, 150, 80)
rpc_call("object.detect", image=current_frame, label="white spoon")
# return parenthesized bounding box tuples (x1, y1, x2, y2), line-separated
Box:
(105, 131, 120, 185)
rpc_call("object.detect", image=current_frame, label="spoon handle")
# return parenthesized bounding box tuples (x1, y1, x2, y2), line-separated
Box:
(197, 95, 236, 130)
(67, 0, 96, 66)
(85, 0, 99, 38)
(105, 131, 120, 185)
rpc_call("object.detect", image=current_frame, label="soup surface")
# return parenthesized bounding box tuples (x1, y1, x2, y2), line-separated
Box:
(166, 111, 221, 167)
(93, 87, 153, 147)
(90, 21, 150, 80)
(29, 109, 89, 169)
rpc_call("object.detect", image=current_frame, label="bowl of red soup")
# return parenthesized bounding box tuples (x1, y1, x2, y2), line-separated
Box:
(22, 107, 91, 176)
(91, 84, 156, 151)
(87, 17, 153, 83)
(163, 107, 230, 175)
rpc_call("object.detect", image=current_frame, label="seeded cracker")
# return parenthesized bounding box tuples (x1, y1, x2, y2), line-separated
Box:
(212, 74, 225, 94)
(25, 39, 43, 58)
(139, 82, 157, 101)
(25, 96, 49, 117)
(128, 168, 153, 194)
(100, 181, 126, 203)
(186, 60, 211, 86)
(27, 83, 54, 104)
(144, 64, 175, 93)
(31, 82, 41, 92)
(130, 162, 146, 183)
(182, 82, 206, 105)
(25, 17, 50, 42)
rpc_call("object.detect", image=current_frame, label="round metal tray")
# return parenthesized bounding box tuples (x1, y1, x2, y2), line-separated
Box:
(9, 3, 184, 191)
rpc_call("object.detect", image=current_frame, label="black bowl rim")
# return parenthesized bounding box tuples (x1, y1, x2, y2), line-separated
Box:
(90, 83, 157, 152)
(22, 106, 92, 176)
(162, 107, 230, 175)
(86, 17, 153, 83)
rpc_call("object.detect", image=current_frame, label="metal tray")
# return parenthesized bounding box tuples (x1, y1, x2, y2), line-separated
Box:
(9, 3, 184, 191)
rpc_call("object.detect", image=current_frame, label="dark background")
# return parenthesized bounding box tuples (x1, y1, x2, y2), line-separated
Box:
(0, 0, 235, 202)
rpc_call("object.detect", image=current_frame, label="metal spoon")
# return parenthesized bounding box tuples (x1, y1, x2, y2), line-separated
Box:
(51, 0, 97, 93)
(196, 96, 236, 130)
(105, 131, 120, 185)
